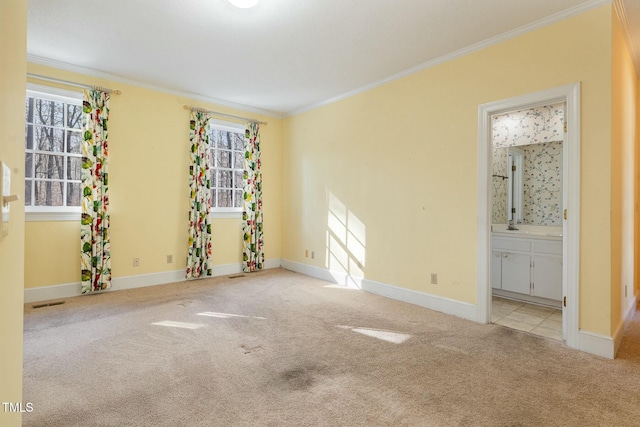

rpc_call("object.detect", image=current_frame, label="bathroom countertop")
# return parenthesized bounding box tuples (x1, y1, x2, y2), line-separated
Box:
(491, 224, 562, 240)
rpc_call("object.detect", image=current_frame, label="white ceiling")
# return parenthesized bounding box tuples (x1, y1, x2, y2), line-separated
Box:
(26, 0, 640, 118)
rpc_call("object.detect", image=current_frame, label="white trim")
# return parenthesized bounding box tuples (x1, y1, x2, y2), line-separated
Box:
(477, 83, 581, 349)
(287, 0, 609, 117)
(281, 260, 477, 321)
(210, 210, 242, 219)
(24, 281, 83, 303)
(27, 83, 83, 100)
(27, 54, 283, 119)
(27, 1, 608, 119)
(24, 258, 282, 303)
(25, 210, 81, 222)
(577, 330, 615, 359)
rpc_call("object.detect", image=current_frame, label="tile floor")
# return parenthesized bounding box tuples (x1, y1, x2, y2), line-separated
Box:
(492, 296, 563, 340)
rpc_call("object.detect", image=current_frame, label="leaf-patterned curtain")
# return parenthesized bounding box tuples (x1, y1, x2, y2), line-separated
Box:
(186, 111, 213, 278)
(81, 89, 111, 294)
(242, 122, 264, 272)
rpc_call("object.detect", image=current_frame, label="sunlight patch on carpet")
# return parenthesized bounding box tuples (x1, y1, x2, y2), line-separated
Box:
(197, 312, 267, 320)
(151, 320, 204, 329)
(337, 325, 411, 344)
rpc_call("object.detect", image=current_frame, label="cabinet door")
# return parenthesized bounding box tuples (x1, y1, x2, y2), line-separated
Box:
(491, 251, 502, 289)
(501, 252, 530, 294)
(532, 255, 562, 301)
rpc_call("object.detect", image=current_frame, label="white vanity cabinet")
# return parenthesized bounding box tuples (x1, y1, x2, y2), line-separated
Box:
(491, 234, 562, 304)
(531, 240, 562, 300)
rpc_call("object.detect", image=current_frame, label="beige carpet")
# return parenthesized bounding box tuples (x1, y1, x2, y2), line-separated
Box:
(23, 268, 640, 426)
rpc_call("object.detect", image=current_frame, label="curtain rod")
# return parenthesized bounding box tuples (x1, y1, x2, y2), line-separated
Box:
(183, 105, 267, 125)
(26, 73, 121, 95)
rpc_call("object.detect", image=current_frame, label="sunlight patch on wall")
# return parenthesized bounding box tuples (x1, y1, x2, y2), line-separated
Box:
(326, 191, 366, 284)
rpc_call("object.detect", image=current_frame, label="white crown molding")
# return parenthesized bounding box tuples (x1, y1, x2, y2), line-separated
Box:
(26, 54, 285, 120)
(28, 0, 612, 119)
(613, 0, 640, 78)
(286, 0, 611, 117)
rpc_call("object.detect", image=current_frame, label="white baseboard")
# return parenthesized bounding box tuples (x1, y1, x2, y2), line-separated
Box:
(577, 330, 615, 359)
(281, 259, 477, 321)
(24, 258, 282, 303)
(612, 294, 638, 357)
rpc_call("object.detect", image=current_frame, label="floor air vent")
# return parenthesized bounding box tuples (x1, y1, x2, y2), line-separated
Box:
(32, 301, 65, 309)
(228, 274, 246, 279)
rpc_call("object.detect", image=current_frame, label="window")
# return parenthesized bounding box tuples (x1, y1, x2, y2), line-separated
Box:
(209, 121, 245, 217)
(24, 85, 83, 221)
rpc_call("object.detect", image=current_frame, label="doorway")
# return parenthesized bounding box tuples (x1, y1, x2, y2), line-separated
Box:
(477, 83, 581, 350)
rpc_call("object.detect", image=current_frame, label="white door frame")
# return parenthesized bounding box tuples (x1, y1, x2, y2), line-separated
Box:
(477, 83, 580, 349)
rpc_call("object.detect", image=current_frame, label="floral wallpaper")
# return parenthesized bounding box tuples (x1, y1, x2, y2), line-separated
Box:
(492, 148, 508, 224)
(491, 103, 564, 226)
(522, 141, 562, 225)
(492, 102, 564, 148)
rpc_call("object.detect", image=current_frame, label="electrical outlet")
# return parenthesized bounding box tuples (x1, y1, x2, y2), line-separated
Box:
(430, 273, 437, 284)
(305, 250, 309, 258)
(311, 251, 315, 259)
(133, 257, 140, 267)
(167, 254, 173, 264)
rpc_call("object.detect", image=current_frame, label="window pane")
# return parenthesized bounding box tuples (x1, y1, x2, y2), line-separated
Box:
(211, 169, 217, 188)
(67, 104, 83, 129)
(34, 126, 64, 152)
(233, 151, 244, 169)
(218, 189, 232, 207)
(219, 170, 232, 189)
(25, 125, 33, 149)
(219, 131, 231, 149)
(211, 189, 217, 208)
(67, 157, 81, 180)
(211, 149, 219, 168)
(210, 129, 220, 147)
(25, 98, 35, 124)
(233, 171, 244, 189)
(233, 133, 244, 150)
(218, 150, 232, 168)
(34, 154, 64, 180)
(25, 180, 32, 206)
(234, 190, 243, 208)
(34, 180, 64, 206)
(67, 130, 83, 154)
(25, 153, 33, 178)
(67, 183, 81, 206)
(34, 99, 64, 126)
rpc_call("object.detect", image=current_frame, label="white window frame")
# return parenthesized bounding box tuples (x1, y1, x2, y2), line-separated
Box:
(25, 84, 84, 222)
(209, 119, 246, 219)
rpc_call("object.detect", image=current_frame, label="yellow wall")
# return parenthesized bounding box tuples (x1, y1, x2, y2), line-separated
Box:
(611, 8, 638, 336)
(24, 64, 282, 288)
(0, 0, 27, 425)
(283, 6, 613, 333)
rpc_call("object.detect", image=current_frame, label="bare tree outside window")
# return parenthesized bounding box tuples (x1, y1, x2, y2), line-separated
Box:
(210, 127, 245, 210)
(25, 92, 83, 208)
